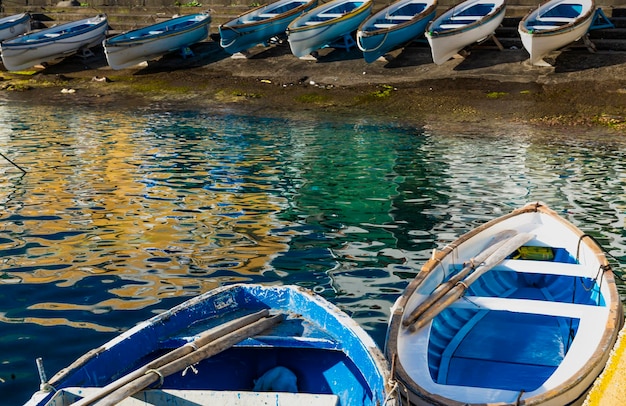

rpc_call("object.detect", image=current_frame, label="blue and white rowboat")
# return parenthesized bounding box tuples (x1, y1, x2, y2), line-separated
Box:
(26, 284, 398, 406)
(0, 14, 108, 71)
(219, 0, 318, 55)
(0, 13, 31, 42)
(104, 13, 211, 70)
(287, 0, 373, 58)
(425, 0, 506, 64)
(357, 0, 437, 63)
(385, 202, 624, 405)
(518, 0, 596, 66)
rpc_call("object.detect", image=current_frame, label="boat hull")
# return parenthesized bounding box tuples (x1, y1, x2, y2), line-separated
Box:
(357, 0, 437, 63)
(287, 0, 372, 58)
(518, 0, 596, 66)
(26, 284, 395, 406)
(0, 13, 31, 42)
(219, 0, 318, 54)
(385, 202, 624, 405)
(104, 13, 211, 70)
(0, 15, 108, 71)
(425, 0, 506, 65)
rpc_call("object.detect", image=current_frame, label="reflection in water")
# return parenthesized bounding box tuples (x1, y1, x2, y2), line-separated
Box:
(0, 103, 625, 404)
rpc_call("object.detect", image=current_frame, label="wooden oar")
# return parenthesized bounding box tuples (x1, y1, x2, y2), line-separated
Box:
(73, 309, 270, 406)
(408, 232, 535, 332)
(92, 313, 284, 406)
(402, 229, 518, 328)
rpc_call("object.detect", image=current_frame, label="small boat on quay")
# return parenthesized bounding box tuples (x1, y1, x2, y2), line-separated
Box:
(385, 202, 624, 405)
(26, 283, 397, 406)
(0, 14, 107, 71)
(103, 12, 211, 70)
(425, 0, 506, 65)
(0, 12, 31, 42)
(219, 0, 318, 56)
(357, 0, 437, 63)
(518, 0, 596, 66)
(287, 0, 373, 58)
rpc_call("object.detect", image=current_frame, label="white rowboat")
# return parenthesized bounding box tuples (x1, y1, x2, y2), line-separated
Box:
(287, 0, 373, 58)
(0, 15, 107, 71)
(425, 0, 506, 65)
(518, 0, 596, 66)
(0, 13, 31, 43)
(104, 13, 211, 70)
(386, 202, 624, 405)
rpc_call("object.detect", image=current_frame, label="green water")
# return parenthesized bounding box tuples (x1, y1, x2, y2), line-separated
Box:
(0, 103, 624, 404)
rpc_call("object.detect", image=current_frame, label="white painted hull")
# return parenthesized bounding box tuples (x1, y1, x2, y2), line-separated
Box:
(385, 202, 624, 405)
(0, 15, 107, 71)
(425, 0, 506, 65)
(104, 13, 211, 70)
(219, 0, 317, 54)
(0, 13, 31, 42)
(287, 0, 372, 58)
(518, 0, 595, 66)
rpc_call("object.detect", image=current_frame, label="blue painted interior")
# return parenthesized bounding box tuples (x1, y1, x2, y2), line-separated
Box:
(427, 247, 603, 392)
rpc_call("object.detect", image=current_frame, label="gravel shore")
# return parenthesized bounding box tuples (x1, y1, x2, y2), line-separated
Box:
(1, 39, 625, 132)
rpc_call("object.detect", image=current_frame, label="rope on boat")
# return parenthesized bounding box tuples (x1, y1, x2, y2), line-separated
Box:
(577, 233, 623, 280)
(144, 369, 164, 388)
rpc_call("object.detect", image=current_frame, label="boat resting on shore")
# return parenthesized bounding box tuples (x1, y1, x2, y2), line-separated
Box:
(0, 14, 108, 71)
(26, 283, 397, 406)
(219, 0, 318, 55)
(425, 0, 506, 65)
(386, 202, 624, 405)
(518, 0, 596, 66)
(357, 0, 437, 63)
(0, 12, 31, 43)
(103, 12, 211, 70)
(287, 0, 373, 58)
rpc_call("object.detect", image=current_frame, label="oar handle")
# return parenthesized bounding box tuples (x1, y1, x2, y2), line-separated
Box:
(92, 313, 284, 406)
(402, 230, 517, 327)
(407, 232, 535, 332)
(73, 309, 270, 406)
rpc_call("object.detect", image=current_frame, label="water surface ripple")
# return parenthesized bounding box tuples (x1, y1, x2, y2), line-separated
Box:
(0, 104, 624, 404)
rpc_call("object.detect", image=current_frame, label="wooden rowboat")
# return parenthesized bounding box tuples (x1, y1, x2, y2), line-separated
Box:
(0, 13, 31, 42)
(287, 0, 373, 58)
(386, 202, 624, 405)
(26, 284, 397, 406)
(104, 13, 211, 70)
(425, 0, 506, 65)
(357, 0, 437, 63)
(0, 15, 108, 71)
(219, 0, 318, 55)
(518, 0, 596, 67)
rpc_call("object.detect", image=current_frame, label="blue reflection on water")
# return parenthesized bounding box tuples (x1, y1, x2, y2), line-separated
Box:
(0, 103, 625, 404)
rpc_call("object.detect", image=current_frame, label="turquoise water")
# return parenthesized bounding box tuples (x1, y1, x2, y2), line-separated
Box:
(0, 102, 625, 404)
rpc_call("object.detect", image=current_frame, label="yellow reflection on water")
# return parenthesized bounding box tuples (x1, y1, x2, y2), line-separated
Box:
(0, 107, 290, 330)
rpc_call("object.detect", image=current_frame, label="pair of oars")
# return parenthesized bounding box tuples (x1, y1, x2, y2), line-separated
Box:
(403, 230, 535, 332)
(73, 309, 283, 406)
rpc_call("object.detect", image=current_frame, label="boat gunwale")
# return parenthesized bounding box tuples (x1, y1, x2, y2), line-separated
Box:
(518, 0, 596, 37)
(219, 0, 317, 31)
(385, 201, 625, 405)
(357, 0, 438, 37)
(105, 13, 211, 47)
(287, 0, 373, 34)
(0, 15, 107, 48)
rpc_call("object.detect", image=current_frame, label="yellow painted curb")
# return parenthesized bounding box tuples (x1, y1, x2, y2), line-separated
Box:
(583, 322, 626, 406)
